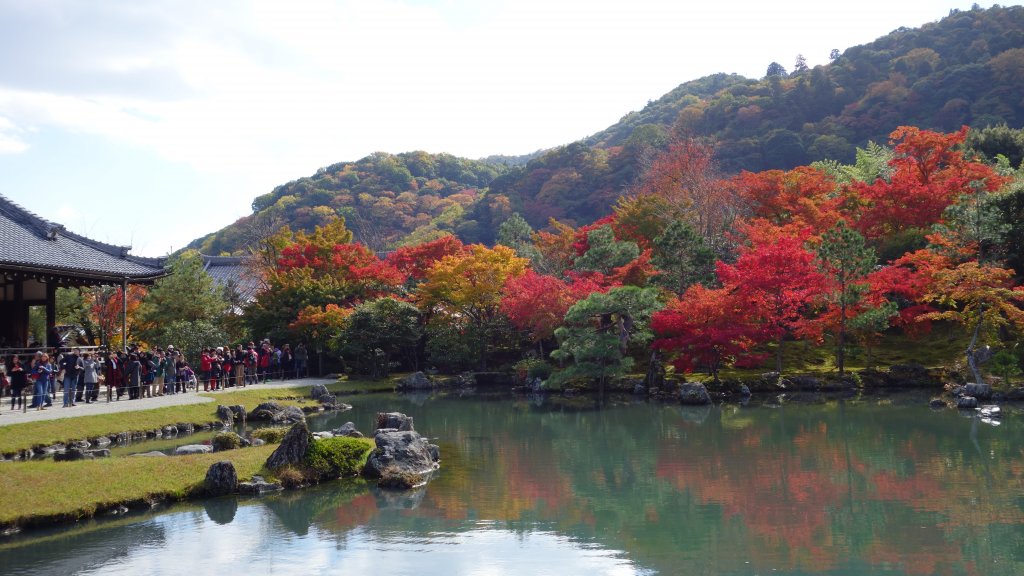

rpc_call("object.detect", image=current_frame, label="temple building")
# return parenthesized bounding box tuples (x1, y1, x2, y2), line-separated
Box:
(0, 194, 166, 349)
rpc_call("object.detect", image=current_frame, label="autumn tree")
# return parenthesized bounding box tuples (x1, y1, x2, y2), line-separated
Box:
(632, 137, 736, 250)
(87, 285, 147, 350)
(921, 263, 1024, 384)
(246, 216, 402, 342)
(716, 222, 826, 373)
(851, 126, 1008, 241)
(501, 271, 604, 350)
(418, 244, 528, 369)
(651, 285, 763, 379)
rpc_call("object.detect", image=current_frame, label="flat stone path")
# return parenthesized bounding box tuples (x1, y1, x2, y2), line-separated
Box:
(0, 377, 337, 427)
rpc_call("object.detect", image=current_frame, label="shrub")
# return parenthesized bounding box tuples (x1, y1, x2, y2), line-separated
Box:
(275, 466, 306, 489)
(212, 432, 242, 452)
(303, 437, 373, 480)
(251, 427, 289, 444)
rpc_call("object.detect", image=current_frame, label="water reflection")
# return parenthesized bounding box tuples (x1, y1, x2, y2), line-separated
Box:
(3, 391, 1024, 575)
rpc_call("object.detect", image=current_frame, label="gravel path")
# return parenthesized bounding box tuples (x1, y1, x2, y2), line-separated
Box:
(0, 377, 338, 427)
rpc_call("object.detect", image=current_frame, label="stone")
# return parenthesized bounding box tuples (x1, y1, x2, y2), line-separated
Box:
(204, 461, 237, 496)
(162, 425, 178, 437)
(238, 475, 283, 495)
(312, 431, 335, 439)
(92, 436, 112, 448)
(396, 371, 433, 391)
(964, 382, 992, 400)
(333, 422, 365, 438)
(956, 396, 979, 409)
(265, 421, 312, 469)
(929, 398, 947, 409)
(229, 405, 247, 422)
(69, 440, 91, 450)
(376, 412, 415, 431)
(177, 423, 196, 435)
(88, 449, 111, 458)
(175, 444, 214, 455)
(132, 451, 168, 457)
(310, 383, 332, 401)
(363, 428, 440, 479)
(250, 402, 306, 424)
(54, 447, 94, 462)
(250, 438, 266, 447)
(739, 384, 752, 397)
(979, 405, 1001, 418)
(216, 405, 234, 426)
(679, 383, 711, 405)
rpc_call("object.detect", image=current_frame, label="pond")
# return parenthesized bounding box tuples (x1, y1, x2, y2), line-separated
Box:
(2, 390, 1023, 575)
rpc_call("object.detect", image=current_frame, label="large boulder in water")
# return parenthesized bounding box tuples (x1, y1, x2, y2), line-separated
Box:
(265, 421, 312, 469)
(363, 429, 440, 479)
(363, 411, 439, 481)
(250, 402, 306, 424)
(376, 412, 415, 431)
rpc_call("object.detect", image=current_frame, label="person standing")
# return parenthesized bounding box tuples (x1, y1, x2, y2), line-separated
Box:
(125, 354, 142, 399)
(294, 343, 308, 379)
(9, 356, 26, 410)
(164, 347, 178, 394)
(81, 353, 100, 404)
(31, 353, 53, 409)
(60, 348, 81, 407)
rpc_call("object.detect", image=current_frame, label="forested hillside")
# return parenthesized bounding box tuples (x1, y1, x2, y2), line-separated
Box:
(190, 4, 1024, 255)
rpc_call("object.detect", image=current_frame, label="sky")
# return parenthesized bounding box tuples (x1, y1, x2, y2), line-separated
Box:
(0, 0, 995, 257)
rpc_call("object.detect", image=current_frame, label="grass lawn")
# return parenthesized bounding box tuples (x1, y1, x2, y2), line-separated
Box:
(0, 383, 329, 456)
(0, 445, 277, 528)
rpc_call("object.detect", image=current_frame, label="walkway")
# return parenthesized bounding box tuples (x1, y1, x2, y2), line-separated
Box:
(0, 377, 338, 427)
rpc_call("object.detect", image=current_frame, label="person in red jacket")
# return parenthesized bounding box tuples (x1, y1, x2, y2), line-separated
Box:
(200, 348, 213, 392)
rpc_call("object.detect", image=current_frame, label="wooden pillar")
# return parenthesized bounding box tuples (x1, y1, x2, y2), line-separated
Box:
(122, 277, 128, 353)
(14, 280, 26, 346)
(46, 281, 56, 348)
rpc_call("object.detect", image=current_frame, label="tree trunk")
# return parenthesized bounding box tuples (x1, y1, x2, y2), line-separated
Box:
(776, 337, 784, 374)
(966, 304, 986, 384)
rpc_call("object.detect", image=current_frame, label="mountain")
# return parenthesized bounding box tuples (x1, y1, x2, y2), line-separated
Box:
(190, 4, 1024, 255)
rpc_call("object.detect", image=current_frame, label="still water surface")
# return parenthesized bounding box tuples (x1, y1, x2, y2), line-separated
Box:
(3, 391, 1023, 575)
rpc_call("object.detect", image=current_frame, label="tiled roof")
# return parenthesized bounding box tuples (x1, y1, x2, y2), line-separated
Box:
(202, 255, 262, 303)
(0, 194, 166, 283)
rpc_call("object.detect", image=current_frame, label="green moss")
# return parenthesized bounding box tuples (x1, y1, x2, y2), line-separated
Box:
(303, 437, 374, 479)
(212, 432, 242, 451)
(251, 427, 289, 444)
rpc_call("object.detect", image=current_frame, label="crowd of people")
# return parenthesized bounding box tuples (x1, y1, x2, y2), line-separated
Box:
(0, 340, 309, 411)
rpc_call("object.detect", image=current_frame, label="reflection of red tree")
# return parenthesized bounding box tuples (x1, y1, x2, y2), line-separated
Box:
(657, 425, 847, 571)
(419, 433, 592, 527)
(333, 492, 379, 530)
(653, 420, 997, 574)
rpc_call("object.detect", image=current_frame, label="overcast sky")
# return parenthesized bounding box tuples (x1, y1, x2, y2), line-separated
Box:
(0, 0, 992, 256)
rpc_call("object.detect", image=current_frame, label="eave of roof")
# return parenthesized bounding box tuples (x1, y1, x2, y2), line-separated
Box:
(0, 194, 167, 283)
